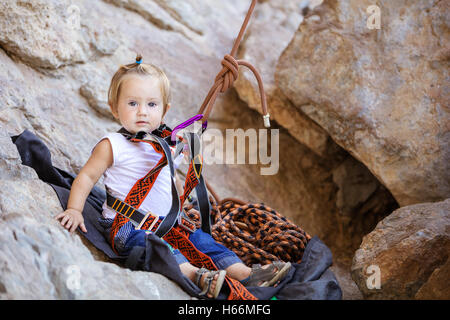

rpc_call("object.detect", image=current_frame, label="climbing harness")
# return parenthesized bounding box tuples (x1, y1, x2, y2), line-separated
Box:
(109, 126, 207, 242)
(108, 126, 256, 300)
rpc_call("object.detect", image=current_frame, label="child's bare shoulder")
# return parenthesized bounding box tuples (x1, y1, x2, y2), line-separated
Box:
(89, 138, 113, 167)
(94, 137, 112, 152)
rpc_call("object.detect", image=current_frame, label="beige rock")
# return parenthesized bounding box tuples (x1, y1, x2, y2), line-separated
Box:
(276, 0, 450, 206)
(0, 0, 119, 70)
(79, 71, 115, 119)
(2, 0, 444, 301)
(351, 198, 450, 299)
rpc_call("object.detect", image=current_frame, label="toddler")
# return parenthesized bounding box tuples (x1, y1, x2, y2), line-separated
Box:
(55, 54, 291, 299)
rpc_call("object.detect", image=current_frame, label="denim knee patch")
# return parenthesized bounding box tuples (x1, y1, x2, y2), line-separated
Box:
(189, 229, 242, 269)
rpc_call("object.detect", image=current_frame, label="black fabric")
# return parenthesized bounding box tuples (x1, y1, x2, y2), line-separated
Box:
(186, 132, 212, 234)
(259, 236, 343, 300)
(125, 233, 203, 298)
(118, 123, 177, 146)
(12, 130, 121, 259)
(149, 134, 182, 238)
(11, 129, 342, 300)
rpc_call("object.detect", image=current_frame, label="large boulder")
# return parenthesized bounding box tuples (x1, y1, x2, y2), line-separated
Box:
(276, 0, 450, 207)
(233, 0, 449, 300)
(0, 0, 120, 70)
(351, 198, 450, 299)
(1, 0, 445, 300)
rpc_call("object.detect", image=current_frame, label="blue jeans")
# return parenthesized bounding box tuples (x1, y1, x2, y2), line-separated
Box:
(123, 222, 241, 270)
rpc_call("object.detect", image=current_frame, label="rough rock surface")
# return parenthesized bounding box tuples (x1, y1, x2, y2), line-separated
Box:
(276, 0, 450, 207)
(0, 0, 248, 300)
(0, 0, 448, 300)
(351, 198, 450, 299)
(234, 0, 449, 300)
(0, 0, 120, 70)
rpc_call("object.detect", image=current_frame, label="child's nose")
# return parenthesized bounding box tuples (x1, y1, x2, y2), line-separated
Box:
(137, 104, 148, 115)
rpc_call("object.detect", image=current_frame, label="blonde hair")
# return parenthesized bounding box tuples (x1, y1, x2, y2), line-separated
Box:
(107, 54, 171, 114)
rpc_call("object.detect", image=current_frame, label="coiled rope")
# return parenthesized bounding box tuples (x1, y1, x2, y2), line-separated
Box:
(184, 194, 311, 267)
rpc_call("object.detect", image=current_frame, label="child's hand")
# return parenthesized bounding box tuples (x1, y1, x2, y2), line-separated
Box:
(55, 209, 87, 234)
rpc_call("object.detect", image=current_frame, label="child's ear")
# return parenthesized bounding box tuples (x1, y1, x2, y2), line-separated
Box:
(109, 104, 119, 119)
(162, 103, 171, 118)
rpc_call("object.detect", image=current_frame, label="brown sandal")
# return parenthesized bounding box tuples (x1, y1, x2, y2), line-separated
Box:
(242, 261, 291, 287)
(195, 268, 227, 299)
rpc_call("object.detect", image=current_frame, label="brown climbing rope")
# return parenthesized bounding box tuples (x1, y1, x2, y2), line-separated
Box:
(182, 183, 312, 267)
(197, 0, 270, 128)
(211, 198, 312, 266)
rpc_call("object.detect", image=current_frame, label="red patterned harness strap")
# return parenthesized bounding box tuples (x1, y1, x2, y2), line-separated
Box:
(109, 138, 167, 252)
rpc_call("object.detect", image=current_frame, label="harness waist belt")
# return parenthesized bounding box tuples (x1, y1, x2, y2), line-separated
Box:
(106, 193, 196, 233)
(106, 193, 157, 230)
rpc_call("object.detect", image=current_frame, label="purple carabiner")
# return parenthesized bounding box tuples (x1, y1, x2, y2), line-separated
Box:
(171, 114, 204, 141)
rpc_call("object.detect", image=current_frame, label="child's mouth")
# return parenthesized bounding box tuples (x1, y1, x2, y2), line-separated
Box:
(136, 121, 148, 125)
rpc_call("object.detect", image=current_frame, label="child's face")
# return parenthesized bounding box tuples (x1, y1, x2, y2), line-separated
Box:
(112, 74, 169, 134)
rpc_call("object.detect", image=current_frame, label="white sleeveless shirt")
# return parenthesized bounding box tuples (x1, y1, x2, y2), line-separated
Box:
(95, 133, 183, 220)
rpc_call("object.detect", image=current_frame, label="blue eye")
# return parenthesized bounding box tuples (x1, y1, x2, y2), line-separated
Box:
(128, 101, 137, 107)
(148, 102, 157, 107)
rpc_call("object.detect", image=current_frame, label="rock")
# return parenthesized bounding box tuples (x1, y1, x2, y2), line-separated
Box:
(276, 0, 450, 206)
(79, 72, 115, 119)
(415, 258, 450, 299)
(0, 0, 119, 71)
(1, 0, 444, 300)
(351, 198, 450, 299)
(104, 0, 250, 56)
(105, 0, 200, 41)
(231, 0, 398, 265)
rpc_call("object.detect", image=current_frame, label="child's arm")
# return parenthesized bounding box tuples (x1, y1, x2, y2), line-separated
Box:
(55, 139, 113, 233)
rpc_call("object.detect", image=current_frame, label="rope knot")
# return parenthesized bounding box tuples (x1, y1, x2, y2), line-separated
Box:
(215, 54, 239, 93)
